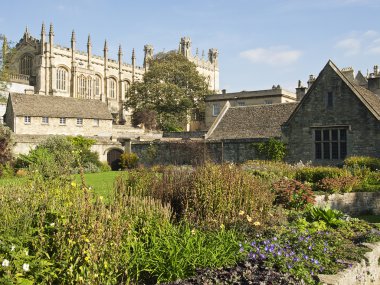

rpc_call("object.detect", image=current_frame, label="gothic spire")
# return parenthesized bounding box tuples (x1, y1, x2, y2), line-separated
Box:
(41, 22, 46, 35)
(132, 48, 136, 60)
(71, 30, 76, 42)
(103, 39, 108, 52)
(87, 34, 91, 46)
(49, 23, 54, 35)
(118, 44, 123, 56)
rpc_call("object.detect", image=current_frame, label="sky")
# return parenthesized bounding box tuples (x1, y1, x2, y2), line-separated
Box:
(1, 0, 380, 92)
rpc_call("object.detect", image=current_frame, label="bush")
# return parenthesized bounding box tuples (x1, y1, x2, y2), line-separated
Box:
(242, 160, 297, 181)
(253, 138, 286, 161)
(344, 156, 380, 171)
(120, 152, 139, 169)
(116, 164, 275, 230)
(272, 178, 315, 210)
(295, 166, 348, 183)
(99, 161, 112, 172)
(315, 176, 359, 193)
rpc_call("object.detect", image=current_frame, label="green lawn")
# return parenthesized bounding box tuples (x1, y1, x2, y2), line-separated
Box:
(75, 171, 123, 198)
(0, 171, 123, 199)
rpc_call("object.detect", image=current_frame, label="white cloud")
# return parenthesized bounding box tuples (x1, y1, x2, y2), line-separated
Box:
(240, 46, 302, 66)
(335, 38, 361, 56)
(335, 30, 380, 56)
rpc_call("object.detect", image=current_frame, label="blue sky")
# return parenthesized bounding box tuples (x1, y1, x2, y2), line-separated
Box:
(1, 0, 380, 92)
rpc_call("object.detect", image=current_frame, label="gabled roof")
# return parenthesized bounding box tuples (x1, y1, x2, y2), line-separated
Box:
(285, 60, 380, 124)
(355, 70, 368, 86)
(8, 93, 113, 120)
(206, 102, 298, 140)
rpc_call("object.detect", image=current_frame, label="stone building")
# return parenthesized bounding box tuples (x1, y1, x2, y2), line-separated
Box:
(204, 86, 296, 129)
(4, 25, 219, 126)
(282, 60, 380, 164)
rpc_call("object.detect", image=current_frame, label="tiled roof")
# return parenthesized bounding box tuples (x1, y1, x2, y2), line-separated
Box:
(207, 102, 298, 140)
(8, 93, 113, 120)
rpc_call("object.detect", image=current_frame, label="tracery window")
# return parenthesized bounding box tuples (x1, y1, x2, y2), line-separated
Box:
(94, 75, 101, 97)
(20, 55, 33, 76)
(77, 75, 87, 98)
(109, 78, 116, 99)
(124, 81, 130, 99)
(56, 67, 68, 91)
(87, 76, 92, 99)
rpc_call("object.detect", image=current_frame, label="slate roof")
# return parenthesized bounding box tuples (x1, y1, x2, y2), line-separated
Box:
(8, 93, 113, 120)
(207, 102, 298, 140)
(286, 60, 380, 124)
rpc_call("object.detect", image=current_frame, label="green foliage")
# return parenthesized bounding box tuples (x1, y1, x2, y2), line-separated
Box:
(120, 152, 139, 169)
(253, 138, 287, 161)
(140, 144, 158, 164)
(272, 178, 315, 210)
(344, 156, 380, 171)
(295, 166, 348, 183)
(116, 163, 275, 230)
(0, 125, 13, 177)
(0, 173, 241, 284)
(304, 207, 345, 227)
(18, 136, 102, 179)
(0, 35, 14, 91)
(125, 52, 211, 131)
(99, 162, 112, 172)
(242, 160, 297, 181)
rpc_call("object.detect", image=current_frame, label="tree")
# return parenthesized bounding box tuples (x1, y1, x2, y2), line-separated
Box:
(0, 35, 12, 95)
(125, 52, 211, 131)
(0, 125, 13, 166)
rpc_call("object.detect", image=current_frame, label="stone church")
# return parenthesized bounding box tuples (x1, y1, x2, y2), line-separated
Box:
(4, 24, 219, 125)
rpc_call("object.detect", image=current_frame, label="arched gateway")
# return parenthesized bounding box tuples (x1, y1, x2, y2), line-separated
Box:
(107, 148, 124, 170)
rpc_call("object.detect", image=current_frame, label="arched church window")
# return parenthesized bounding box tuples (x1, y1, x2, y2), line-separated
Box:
(77, 75, 87, 98)
(56, 67, 68, 91)
(87, 76, 92, 99)
(20, 55, 33, 76)
(108, 78, 116, 99)
(124, 81, 130, 99)
(94, 75, 102, 97)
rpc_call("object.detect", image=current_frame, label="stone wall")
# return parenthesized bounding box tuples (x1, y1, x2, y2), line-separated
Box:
(131, 138, 260, 165)
(283, 63, 380, 164)
(318, 242, 380, 285)
(315, 192, 380, 216)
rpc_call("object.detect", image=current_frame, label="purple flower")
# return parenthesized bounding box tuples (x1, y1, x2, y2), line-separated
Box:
(251, 241, 256, 247)
(259, 254, 266, 259)
(303, 255, 308, 260)
(314, 260, 319, 265)
(308, 245, 312, 250)
(239, 247, 244, 253)
(277, 251, 282, 256)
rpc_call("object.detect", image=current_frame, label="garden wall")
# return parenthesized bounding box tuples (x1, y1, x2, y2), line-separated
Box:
(315, 192, 380, 216)
(131, 138, 262, 165)
(318, 242, 380, 285)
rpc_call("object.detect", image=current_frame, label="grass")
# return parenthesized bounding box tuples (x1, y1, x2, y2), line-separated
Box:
(0, 171, 121, 199)
(75, 171, 122, 198)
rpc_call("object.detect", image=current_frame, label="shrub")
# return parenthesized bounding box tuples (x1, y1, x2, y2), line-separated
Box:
(120, 152, 139, 169)
(315, 176, 359, 193)
(295, 166, 348, 183)
(272, 178, 315, 210)
(253, 138, 287, 161)
(344, 156, 380, 171)
(242, 160, 297, 181)
(0, 125, 13, 166)
(99, 161, 112, 172)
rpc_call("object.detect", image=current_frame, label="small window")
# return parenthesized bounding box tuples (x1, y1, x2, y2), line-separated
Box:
(327, 92, 333, 108)
(24, 116, 31, 124)
(59, 117, 66, 125)
(264, 100, 272, 105)
(237, 101, 245, 106)
(93, 119, 99, 126)
(42, 117, 49, 124)
(76, 118, 83, 125)
(212, 104, 220, 116)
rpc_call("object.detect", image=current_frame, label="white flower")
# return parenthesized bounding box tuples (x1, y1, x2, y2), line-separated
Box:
(50, 223, 55, 227)
(2, 259, 9, 267)
(10, 245, 15, 251)
(24, 249, 28, 256)
(22, 263, 30, 272)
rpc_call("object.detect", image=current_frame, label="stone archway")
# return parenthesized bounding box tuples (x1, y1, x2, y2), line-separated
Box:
(107, 148, 124, 170)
